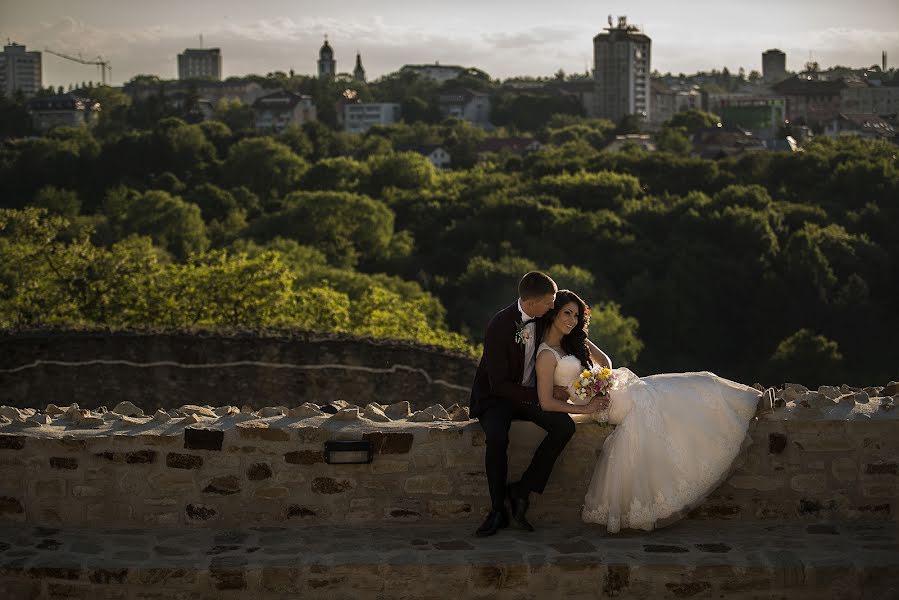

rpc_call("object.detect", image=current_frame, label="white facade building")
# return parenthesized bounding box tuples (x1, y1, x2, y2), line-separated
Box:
(177, 48, 222, 81)
(344, 103, 401, 134)
(437, 88, 492, 128)
(400, 64, 465, 82)
(27, 94, 100, 132)
(252, 91, 316, 132)
(593, 16, 651, 123)
(1, 43, 42, 97)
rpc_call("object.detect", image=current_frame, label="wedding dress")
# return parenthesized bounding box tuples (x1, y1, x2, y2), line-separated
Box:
(538, 342, 761, 533)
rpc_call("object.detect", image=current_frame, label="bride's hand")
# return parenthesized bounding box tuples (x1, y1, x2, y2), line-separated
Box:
(552, 386, 569, 401)
(582, 395, 610, 414)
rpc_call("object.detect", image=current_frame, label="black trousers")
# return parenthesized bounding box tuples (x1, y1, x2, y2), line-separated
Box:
(478, 401, 576, 512)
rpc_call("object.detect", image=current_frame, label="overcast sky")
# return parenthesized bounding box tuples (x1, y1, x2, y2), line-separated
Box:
(3, 0, 898, 88)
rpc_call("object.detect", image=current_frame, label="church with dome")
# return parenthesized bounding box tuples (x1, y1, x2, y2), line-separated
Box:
(317, 38, 366, 83)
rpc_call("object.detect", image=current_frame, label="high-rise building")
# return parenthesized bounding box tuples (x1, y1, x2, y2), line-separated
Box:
(318, 39, 336, 80)
(762, 49, 787, 83)
(177, 48, 222, 81)
(0, 43, 42, 97)
(593, 16, 651, 123)
(353, 52, 366, 83)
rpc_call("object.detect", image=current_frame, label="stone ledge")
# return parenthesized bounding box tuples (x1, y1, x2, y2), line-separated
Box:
(0, 521, 896, 599)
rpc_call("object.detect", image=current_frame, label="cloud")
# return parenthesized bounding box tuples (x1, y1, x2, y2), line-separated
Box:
(14, 16, 899, 87)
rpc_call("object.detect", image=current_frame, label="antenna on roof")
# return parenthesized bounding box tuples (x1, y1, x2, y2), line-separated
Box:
(199, 33, 203, 48)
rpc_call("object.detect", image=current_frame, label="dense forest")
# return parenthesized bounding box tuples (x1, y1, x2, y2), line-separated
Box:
(1, 79, 897, 387)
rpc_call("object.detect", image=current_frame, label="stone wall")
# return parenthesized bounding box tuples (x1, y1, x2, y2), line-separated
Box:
(0, 329, 477, 411)
(1, 394, 896, 529)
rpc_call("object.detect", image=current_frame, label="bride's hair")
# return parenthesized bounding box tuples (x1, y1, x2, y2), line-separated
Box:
(542, 289, 593, 369)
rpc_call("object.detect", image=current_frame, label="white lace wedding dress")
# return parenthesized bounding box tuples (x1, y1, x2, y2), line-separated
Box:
(539, 343, 761, 533)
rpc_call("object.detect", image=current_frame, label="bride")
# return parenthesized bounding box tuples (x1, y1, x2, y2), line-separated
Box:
(534, 289, 772, 533)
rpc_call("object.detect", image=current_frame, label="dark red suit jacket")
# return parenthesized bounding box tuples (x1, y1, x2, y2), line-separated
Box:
(469, 302, 547, 418)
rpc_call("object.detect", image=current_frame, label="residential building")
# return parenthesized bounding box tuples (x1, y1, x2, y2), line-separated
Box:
(650, 80, 701, 127)
(705, 94, 786, 140)
(840, 78, 899, 116)
(252, 90, 316, 132)
(771, 76, 847, 127)
(476, 137, 541, 161)
(552, 79, 598, 118)
(593, 15, 651, 123)
(399, 145, 452, 169)
(825, 113, 896, 140)
(27, 93, 100, 132)
(691, 127, 765, 159)
(604, 134, 656, 152)
(353, 53, 366, 83)
(762, 49, 787, 83)
(437, 88, 492, 128)
(318, 39, 336, 80)
(177, 48, 222, 81)
(0, 43, 42, 97)
(400, 63, 465, 82)
(344, 103, 401, 134)
(123, 79, 267, 109)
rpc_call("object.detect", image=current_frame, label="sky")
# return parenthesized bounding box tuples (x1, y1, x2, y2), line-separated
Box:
(2, 0, 898, 88)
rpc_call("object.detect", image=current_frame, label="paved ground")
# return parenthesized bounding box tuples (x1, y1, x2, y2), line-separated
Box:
(1, 520, 897, 599)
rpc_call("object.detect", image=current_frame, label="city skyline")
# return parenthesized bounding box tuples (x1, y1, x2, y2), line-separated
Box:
(2, 0, 898, 88)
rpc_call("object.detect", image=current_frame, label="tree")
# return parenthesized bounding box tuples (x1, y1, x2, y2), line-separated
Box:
(223, 137, 308, 201)
(666, 110, 720, 133)
(118, 190, 209, 259)
(656, 126, 692, 155)
(246, 191, 396, 268)
(588, 302, 644, 366)
(213, 98, 255, 132)
(768, 329, 843, 385)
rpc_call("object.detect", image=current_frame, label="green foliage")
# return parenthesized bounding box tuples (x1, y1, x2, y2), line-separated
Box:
(3, 98, 899, 383)
(223, 137, 308, 200)
(666, 109, 721, 133)
(588, 302, 644, 367)
(768, 329, 843, 385)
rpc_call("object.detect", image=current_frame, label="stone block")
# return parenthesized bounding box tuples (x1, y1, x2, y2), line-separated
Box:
(49, 457, 78, 470)
(404, 474, 452, 495)
(790, 475, 827, 494)
(0, 495, 24, 515)
(0, 435, 25, 450)
(183, 428, 223, 451)
(363, 431, 414, 454)
(370, 459, 409, 474)
(246, 462, 273, 480)
(286, 504, 318, 519)
(726, 475, 783, 491)
(383, 507, 421, 521)
(311, 476, 354, 494)
(832, 458, 858, 483)
(284, 450, 324, 465)
(253, 486, 289, 499)
(125, 450, 157, 464)
(166, 453, 203, 469)
(185, 503, 218, 521)
(428, 499, 473, 517)
(203, 475, 241, 495)
(864, 462, 897, 475)
(237, 423, 290, 442)
(71, 485, 103, 498)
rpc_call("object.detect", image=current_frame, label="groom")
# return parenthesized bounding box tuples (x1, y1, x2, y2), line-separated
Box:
(470, 271, 576, 536)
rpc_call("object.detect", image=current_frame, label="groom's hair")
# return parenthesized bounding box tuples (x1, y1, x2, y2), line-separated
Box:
(518, 271, 557, 300)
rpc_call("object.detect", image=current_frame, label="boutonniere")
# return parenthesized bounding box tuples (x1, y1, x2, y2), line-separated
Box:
(514, 320, 531, 345)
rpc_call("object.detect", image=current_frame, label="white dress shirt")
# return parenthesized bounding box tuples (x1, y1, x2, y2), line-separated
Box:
(517, 299, 537, 387)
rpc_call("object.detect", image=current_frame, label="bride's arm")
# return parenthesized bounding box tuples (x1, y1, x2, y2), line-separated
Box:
(536, 351, 598, 414)
(587, 339, 612, 369)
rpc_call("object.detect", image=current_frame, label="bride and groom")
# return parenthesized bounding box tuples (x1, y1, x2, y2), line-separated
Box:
(469, 271, 774, 536)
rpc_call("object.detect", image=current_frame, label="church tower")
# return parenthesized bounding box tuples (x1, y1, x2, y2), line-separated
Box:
(353, 52, 366, 83)
(318, 37, 335, 80)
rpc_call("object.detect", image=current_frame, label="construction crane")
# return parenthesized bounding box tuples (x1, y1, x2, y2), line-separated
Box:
(44, 48, 112, 85)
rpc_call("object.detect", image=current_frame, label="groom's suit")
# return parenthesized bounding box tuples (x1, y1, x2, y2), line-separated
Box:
(470, 302, 576, 512)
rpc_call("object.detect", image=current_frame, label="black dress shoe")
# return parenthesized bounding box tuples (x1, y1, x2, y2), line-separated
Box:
(475, 509, 509, 537)
(506, 483, 534, 532)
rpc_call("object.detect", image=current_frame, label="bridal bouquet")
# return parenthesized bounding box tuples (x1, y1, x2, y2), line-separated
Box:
(570, 367, 616, 404)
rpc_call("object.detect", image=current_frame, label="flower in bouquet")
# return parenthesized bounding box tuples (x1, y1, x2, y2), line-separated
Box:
(570, 367, 617, 405)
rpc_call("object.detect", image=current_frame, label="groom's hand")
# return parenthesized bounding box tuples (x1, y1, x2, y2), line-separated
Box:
(553, 386, 569, 401)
